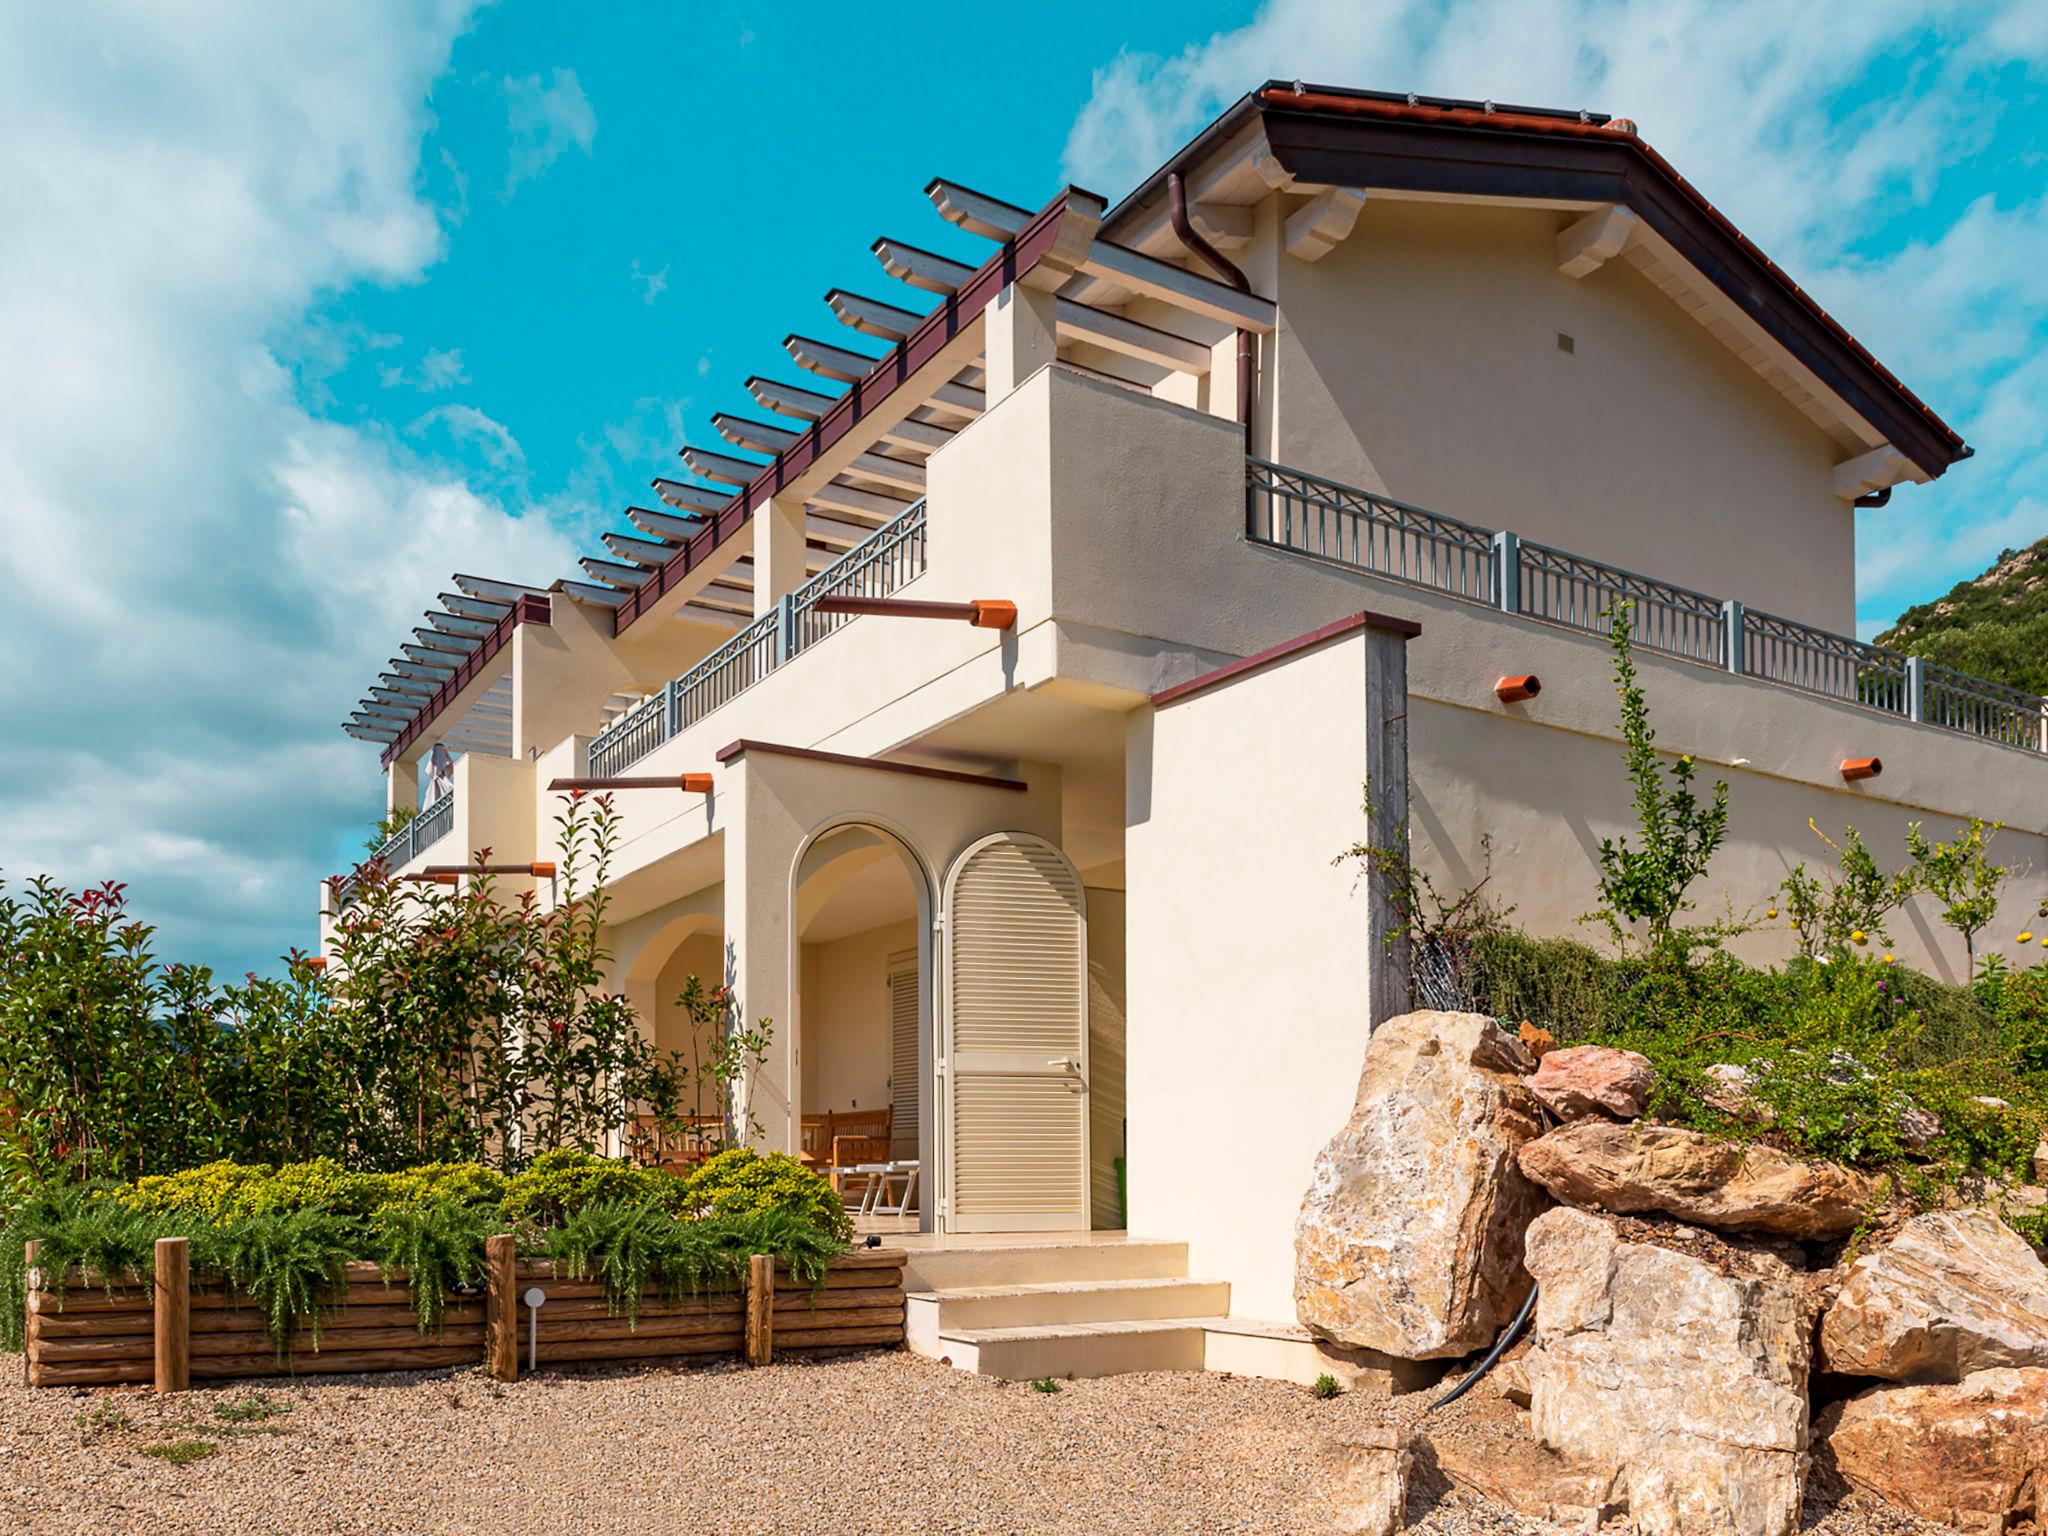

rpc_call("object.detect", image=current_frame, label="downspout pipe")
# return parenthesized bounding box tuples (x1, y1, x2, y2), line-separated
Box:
(1167, 171, 1255, 431)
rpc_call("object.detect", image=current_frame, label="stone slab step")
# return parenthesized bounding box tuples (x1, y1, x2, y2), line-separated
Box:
(900, 1239, 1188, 1293)
(914, 1276, 1231, 1331)
(931, 1317, 1211, 1380)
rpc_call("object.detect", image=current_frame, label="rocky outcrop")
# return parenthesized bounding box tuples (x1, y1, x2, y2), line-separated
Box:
(1522, 1208, 1812, 1536)
(1528, 1044, 1654, 1121)
(1517, 1121, 1884, 1239)
(1817, 1368, 2048, 1535)
(1296, 1011, 1547, 1360)
(1820, 1209, 2048, 1381)
(1325, 1427, 1412, 1536)
(1517, 1020, 1557, 1060)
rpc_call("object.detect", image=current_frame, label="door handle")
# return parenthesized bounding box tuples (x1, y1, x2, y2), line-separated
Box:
(1046, 1057, 1080, 1071)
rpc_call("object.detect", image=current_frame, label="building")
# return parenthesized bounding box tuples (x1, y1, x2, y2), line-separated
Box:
(326, 83, 2047, 1379)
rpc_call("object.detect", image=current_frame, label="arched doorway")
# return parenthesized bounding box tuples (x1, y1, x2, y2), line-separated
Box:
(792, 822, 933, 1229)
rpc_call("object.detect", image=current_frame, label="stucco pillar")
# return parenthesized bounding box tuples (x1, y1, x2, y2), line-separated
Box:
(513, 595, 638, 760)
(984, 282, 1058, 404)
(386, 751, 422, 815)
(719, 760, 798, 1154)
(752, 494, 808, 615)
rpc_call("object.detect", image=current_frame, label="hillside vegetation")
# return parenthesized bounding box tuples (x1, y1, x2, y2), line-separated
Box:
(1877, 534, 2048, 693)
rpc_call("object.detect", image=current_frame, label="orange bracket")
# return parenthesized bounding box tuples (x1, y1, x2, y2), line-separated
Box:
(1494, 674, 1542, 703)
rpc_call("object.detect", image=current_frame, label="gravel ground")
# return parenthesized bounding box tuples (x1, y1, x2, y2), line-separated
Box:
(0, 1349, 1964, 1536)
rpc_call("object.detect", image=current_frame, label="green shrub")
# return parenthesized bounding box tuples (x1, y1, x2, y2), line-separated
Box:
(1467, 927, 2046, 1196)
(496, 1148, 689, 1225)
(538, 1201, 845, 1324)
(681, 1149, 853, 1243)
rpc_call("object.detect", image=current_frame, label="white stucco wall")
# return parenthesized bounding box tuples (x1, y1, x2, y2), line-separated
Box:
(1125, 631, 1380, 1318)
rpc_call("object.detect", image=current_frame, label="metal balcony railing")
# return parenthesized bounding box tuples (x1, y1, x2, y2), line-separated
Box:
(334, 789, 454, 907)
(1247, 459, 2048, 755)
(586, 500, 930, 779)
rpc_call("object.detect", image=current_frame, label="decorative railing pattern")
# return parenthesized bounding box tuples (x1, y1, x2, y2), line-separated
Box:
(791, 502, 930, 652)
(335, 790, 454, 906)
(586, 501, 930, 779)
(1247, 460, 2047, 755)
(1247, 458, 1494, 602)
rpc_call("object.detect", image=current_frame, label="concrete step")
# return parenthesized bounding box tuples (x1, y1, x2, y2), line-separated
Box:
(932, 1317, 1212, 1380)
(900, 1238, 1188, 1293)
(914, 1276, 1232, 1331)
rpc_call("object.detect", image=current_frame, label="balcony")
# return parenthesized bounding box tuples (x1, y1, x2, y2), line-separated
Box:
(334, 789, 454, 906)
(588, 501, 928, 778)
(1246, 458, 2048, 755)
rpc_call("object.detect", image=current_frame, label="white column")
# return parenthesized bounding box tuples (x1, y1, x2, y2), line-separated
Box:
(753, 494, 807, 615)
(720, 761, 797, 1154)
(984, 282, 1058, 404)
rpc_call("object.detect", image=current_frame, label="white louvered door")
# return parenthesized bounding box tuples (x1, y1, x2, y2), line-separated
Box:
(940, 833, 1089, 1232)
(886, 949, 919, 1161)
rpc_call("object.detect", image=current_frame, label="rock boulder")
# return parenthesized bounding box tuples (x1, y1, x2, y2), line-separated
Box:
(1817, 1368, 2048, 1535)
(1528, 1044, 1654, 1121)
(1518, 1120, 1883, 1239)
(1295, 1011, 1546, 1359)
(1523, 1207, 1812, 1536)
(1324, 1427, 1412, 1536)
(1820, 1209, 2048, 1381)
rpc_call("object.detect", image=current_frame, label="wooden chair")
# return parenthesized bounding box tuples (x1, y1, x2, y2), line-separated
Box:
(629, 1113, 725, 1173)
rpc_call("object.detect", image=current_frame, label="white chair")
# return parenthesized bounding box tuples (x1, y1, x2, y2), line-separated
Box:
(865, 1160, 919, 1218)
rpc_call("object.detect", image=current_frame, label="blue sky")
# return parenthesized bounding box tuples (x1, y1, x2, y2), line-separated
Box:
(1, 0, 2043, 980)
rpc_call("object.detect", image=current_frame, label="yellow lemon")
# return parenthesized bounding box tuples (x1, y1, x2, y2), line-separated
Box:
(2020, 931, 2037, 945)
(1851, 930, 1868, 946)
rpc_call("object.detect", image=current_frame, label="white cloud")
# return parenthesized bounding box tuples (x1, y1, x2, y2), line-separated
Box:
(379, 345, 472, 391)
(502, 67, 596, 196)
(629, 258, 670, 305)
(410, 402, 526, 468)
(1063, 0, 2048, 629)
(0, 1, 578, 976)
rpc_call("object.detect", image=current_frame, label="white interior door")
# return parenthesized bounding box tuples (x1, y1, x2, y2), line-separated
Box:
(940, 833, 1089, 1232)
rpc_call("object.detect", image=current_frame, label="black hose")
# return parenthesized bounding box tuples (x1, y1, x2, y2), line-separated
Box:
(1426, 1281, 1539, 1411)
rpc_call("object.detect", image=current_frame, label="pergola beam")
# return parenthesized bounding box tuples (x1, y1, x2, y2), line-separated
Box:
(713, 412, 801, 455)
(874, 237, 975, 295)
(580, 557, 651, 589)
(827, 288, 924, 343)
(786, 333, 882, 384)
(747, 375, 838, 421)
(681, 444, 766, 487)
(603, 532, 678, 567)
(1056, 297, 1211, 372)
(627, 505, 704, 542)
(557, 580, 630, 608)
(809, 481, 911, 521)
(843, 451, 926, 494)
(651, 478, 730, 516)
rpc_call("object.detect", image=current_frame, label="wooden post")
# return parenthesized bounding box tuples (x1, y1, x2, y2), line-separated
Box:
(484, 1234, 518, 1382)
(22, 1240, 40, 1387)
(745, 1253, 773, 1366)
(153, 1237, 189, 1394)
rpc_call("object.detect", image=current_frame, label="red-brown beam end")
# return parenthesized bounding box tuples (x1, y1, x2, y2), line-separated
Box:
(1840, 756, 1882, 782)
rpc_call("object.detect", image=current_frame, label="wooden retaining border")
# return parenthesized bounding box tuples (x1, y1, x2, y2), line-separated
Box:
(23, 1237, 906, 1390)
